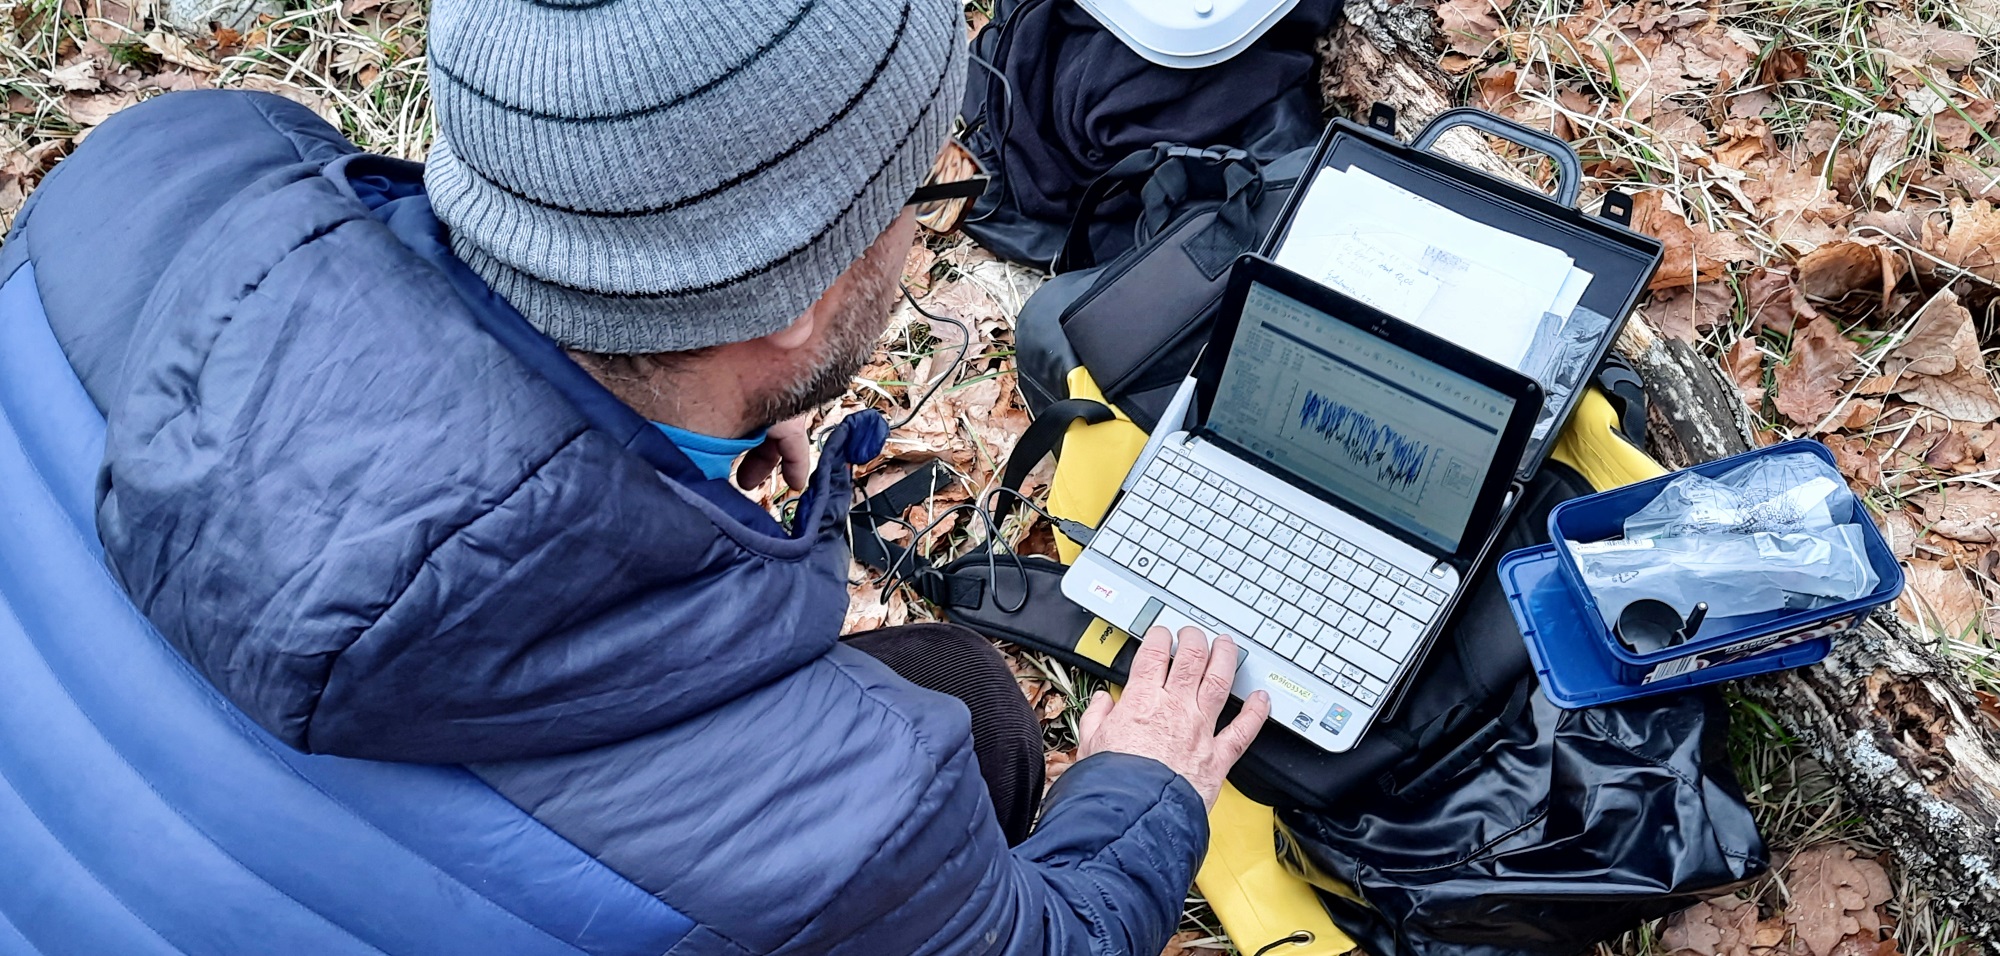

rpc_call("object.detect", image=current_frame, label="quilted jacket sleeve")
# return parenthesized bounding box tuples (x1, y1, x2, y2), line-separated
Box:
(993, 753, 1210, 956)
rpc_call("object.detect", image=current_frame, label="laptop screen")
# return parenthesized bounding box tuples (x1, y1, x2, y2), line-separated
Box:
(1206, 281, 1517, 552)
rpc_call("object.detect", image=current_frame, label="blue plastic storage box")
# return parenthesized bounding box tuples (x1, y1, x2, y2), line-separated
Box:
(1499, 439, 1905, 708)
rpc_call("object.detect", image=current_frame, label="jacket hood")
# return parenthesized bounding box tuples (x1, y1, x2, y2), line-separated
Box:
(80, 118, 867, 763)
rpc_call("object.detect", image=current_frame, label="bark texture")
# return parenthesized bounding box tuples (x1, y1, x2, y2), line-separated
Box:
(1319, 7, 2000, 947)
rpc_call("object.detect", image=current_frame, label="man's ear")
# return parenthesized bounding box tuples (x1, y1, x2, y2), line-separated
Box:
(761, 303, 820, 351)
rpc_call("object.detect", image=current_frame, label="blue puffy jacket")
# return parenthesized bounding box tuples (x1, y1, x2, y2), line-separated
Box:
(0, 90, 1208, 955)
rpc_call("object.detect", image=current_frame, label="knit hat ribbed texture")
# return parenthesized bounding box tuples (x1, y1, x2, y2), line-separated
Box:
(424, 0, 965, 354)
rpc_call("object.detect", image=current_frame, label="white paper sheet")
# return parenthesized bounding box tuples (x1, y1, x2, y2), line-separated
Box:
(1272, 165, 1594, 368)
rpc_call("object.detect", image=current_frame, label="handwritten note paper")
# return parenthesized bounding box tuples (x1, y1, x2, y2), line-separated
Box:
(1307, 234, 1441, 318)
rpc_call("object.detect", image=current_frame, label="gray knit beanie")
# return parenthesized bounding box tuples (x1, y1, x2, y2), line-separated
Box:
(424, 0, 965, 354)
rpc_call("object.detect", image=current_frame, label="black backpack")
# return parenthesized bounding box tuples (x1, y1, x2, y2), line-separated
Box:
(958, 0, 1333, 269)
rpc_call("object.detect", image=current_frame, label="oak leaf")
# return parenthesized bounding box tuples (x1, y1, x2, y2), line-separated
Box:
(141, 31, 219, 73)
(1437, 0, 1510, 58)
(1889, 294, 2000, 423)
(1898, 559, 1988, 638)
(1772, 316, 1861, 425)
(1783, 845, 1894, 956)
(1927, 199, 2000, 284)
(1885, 290, 1967, 378)
(1742, 267, 1803, 334)
(46, 56, 102, 92)
(1158, 931, 1214, 956)
(230, 75, 338, 125)
(1664, 895, 1764, 956)
(61, 90, 137, 127)
(1872, 17, 1980, 69)
(1643, 283, 1734, 342)
(902, 243, 939, 296)
(1637, 191, 1757, 291)
(1876, 508, 1927, 559)
(1043, 748, 1078, 791)
(1914, 486, 2000, 543)
(1760, 47, 1809, 84)
(1824, 435, 1884, 488)
(844, 576, 890, 634)
(1796, 240, 1902, 307)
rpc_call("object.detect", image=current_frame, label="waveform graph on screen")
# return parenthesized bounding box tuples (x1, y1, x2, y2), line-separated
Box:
(1292, 389, 1433, 497)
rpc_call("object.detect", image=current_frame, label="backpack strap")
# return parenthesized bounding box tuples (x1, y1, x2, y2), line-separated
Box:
(998, 397, 1117, 493)
(847, 458, 962, 574)
(1054, 145, 1263, 275)
(1377, 679, 1536, 805)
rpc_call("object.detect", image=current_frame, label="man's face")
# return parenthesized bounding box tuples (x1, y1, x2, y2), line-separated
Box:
(746, 210, 919, 430)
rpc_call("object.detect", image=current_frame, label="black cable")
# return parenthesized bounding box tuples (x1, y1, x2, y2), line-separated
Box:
(879, 497, 1033, 614)
(984, 485, 1095, 547)
(884, 282, 975, 431)
(868, 472, 1098, 616)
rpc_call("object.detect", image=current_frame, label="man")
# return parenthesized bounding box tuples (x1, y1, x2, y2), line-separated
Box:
(1, 0, 1269, 951)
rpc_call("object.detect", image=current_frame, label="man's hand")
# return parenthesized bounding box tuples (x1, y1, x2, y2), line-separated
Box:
(1075, 626, 1271, 810)
(736, 416, 813, 490)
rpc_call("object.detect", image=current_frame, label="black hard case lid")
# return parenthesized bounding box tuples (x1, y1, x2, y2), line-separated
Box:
(1257, 105, 1665, 481)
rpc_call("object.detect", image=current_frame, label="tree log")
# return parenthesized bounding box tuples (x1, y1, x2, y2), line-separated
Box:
(1320, 5, 2000, 947)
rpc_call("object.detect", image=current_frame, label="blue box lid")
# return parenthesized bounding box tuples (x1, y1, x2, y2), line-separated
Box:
(1498, 543, 1836, 708)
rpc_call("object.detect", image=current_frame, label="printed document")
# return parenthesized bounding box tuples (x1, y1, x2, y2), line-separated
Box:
(1273, 165, 1593, 369)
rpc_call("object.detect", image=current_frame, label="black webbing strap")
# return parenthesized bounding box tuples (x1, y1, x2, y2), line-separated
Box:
(848, 459, 959, 573)
(998, 398, 1116, 493)
(1054, 144, 1259, 274)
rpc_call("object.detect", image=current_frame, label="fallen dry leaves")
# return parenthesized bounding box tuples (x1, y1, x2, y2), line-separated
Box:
(1663, 845, 1898, 956)
(1899, 558, 1992, 643)
(1885, 293, 2000, 423)
(1157, 931, 1226, 955)
(829, 235, 1052, 637)
(1445, 0, 2000, 651)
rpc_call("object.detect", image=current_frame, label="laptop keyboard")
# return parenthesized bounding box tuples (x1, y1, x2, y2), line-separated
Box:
(1091, 444, 1448, 708)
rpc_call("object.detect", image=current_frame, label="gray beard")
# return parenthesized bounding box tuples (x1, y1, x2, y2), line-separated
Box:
(746, 248, 900, 429)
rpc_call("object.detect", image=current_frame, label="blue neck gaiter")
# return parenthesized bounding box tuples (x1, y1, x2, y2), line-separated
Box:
(651, 422, 767, 482)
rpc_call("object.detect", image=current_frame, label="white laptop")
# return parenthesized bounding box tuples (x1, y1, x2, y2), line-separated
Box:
(1062, 256, 1542, 752)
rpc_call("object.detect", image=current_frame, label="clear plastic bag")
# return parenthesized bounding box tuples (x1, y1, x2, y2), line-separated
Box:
(1569, 452, 1879, 630)
(1622, 451, 1849, 539)
(1571, 526, 1875, 629)
(1520, 306, 1613, 444)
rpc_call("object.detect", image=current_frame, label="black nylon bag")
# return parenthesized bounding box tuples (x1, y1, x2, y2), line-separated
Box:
(1219, 458, 1590, 813)
(1014, 143, 1314, 432)
(1277, 687, 1767, 956)
(959, 0, 1333, 269)
(926, 454, 1767, 956)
